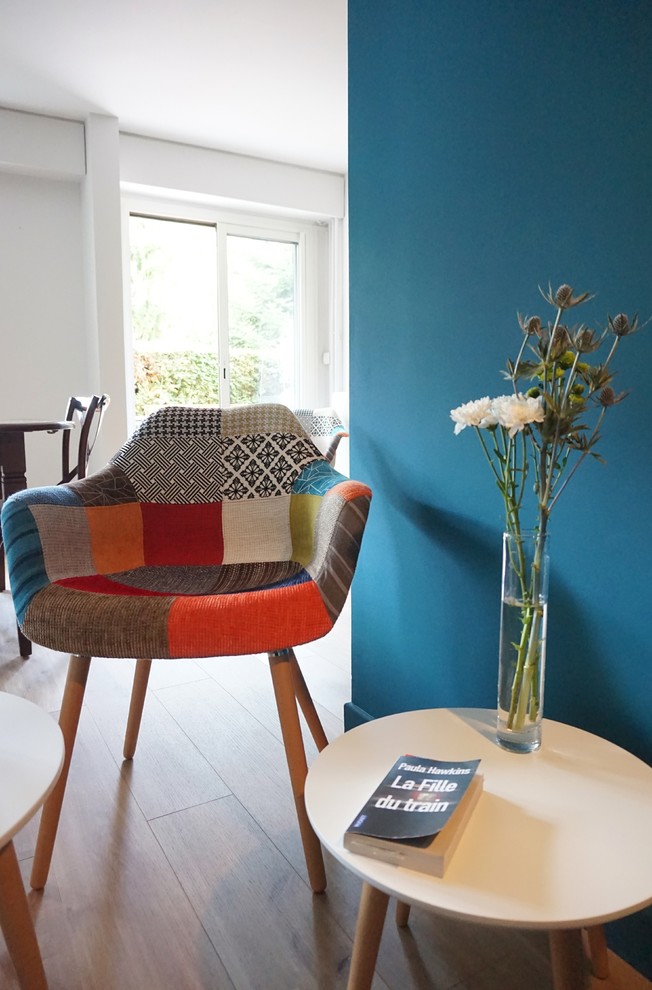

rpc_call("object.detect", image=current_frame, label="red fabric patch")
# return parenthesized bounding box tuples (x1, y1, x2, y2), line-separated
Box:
(141, 503, 224, 566)
(55, 575, 171, 597)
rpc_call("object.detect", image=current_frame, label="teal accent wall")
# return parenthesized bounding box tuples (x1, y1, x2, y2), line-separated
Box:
(348, 0, 652, 975)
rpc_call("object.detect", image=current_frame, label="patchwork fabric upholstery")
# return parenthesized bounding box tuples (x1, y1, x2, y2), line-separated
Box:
(2, 404, 371, 660)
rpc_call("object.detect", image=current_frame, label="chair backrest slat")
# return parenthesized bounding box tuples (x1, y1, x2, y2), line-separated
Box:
(61, 394, 110, 484)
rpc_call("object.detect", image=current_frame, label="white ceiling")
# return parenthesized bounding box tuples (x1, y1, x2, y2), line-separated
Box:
(0, 0, 348, 173)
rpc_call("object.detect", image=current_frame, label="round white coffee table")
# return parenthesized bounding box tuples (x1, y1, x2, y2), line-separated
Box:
(0, 692, 64, 990)
(305, 707, 652, 990)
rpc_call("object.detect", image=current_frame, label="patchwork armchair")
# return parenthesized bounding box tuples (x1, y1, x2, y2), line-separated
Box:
(1, 403, 371, 893)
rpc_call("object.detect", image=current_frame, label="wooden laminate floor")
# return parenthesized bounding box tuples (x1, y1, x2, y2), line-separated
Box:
(0, 588, 647, 990)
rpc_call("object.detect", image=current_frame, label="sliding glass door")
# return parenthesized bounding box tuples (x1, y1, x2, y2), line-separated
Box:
(128, 210, 314, 421)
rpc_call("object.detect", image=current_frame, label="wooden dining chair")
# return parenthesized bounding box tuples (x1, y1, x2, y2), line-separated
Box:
(1, 403, 371, 895)
(60, 394, 110, 484)
(12, 394, 110, 658)
(293, 407, 348, 466)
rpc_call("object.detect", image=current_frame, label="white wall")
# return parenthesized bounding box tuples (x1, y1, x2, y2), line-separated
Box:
(120, 133, 345, 219)
(0, 109, 124, 481)
(0, 107, 346, 485)
(0, 106, 85, 179)
(0, 170, 88, 486)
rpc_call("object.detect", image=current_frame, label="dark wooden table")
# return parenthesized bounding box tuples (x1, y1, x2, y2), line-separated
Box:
(1, 420, 73, 653)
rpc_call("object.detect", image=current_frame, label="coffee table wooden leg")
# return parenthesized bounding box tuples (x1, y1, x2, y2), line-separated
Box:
(585, 925, 609, 979)
(348, 882, 390, 990)
(549, 929, 589, 990)
(395, 900, 411, 927)
(0, 840, 48, 990)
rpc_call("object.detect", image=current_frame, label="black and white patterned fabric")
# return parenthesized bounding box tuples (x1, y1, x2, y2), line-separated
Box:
(112, 405, 323, 503)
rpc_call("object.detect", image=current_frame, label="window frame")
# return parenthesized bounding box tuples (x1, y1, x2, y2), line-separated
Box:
(121, 192, 337, 431)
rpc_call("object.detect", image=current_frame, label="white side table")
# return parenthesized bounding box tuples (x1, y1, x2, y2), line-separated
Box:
(0, 693, 64, 990)
(305, 708, 652, 990)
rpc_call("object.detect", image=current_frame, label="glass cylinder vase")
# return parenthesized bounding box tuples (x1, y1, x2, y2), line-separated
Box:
(496, 530, 550, 753)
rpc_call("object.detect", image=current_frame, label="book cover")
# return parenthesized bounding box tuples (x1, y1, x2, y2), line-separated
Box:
(343, 754, 482, 876)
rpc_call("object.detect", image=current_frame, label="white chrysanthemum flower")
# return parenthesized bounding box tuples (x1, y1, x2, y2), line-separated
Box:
(450, 397, 497, 434)
(491, 394, 545, 438)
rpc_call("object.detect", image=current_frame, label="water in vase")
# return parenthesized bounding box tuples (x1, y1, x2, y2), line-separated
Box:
(496, 595, 547, 754)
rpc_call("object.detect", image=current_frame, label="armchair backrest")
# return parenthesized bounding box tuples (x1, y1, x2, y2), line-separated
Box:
(2, 404, 372, 634)
(94, 403, 331, 570)
(8, 404, 349, 577)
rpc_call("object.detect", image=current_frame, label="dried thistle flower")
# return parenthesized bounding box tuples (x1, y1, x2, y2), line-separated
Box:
(555, 284, 573, 307)
(518, 313, 542, 336)
(608, 313, 639, 337)
(572, 326, 602, 353)
(585, 364, 613, 391)
(549, 325, 572, 359)
(452, 281, 644, 532)
(540, 282, 593, 310)
(598, 386, 627, 407)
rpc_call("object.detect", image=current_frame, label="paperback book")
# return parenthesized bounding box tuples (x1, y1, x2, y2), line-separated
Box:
(343, 754, 482, 877)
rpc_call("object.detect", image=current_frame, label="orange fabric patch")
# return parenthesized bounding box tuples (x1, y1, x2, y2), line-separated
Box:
(331, 480, 372, 501)
(167, 579, 332, 658)
(141, 503, 224, 565)
(86, 504, 145, 574)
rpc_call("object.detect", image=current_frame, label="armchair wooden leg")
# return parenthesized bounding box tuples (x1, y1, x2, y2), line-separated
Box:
(268, 650, 327, 893)
(288, 649, 328, 752)
(123, 659, 152, 760)
(30, 655, 91, 891)
(348, 882, 390, 990)
(0, 840, 49, 990)
(17, 625, 32, 658)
